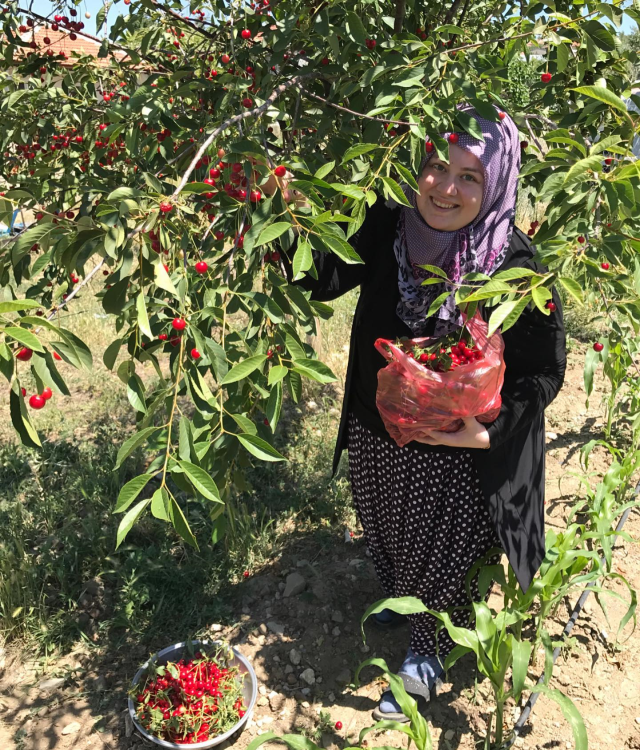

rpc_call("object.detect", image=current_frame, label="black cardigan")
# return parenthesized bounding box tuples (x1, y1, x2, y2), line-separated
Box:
(280, 196, 567, 592)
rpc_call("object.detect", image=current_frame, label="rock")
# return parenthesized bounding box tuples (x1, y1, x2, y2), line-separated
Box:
(359, 644, 370, 653)
(267, 621, 285, 635)
(210, 623, 223, 632)
(636, 717, 640, 725)
(331, 611, 344, 623)
(444, 729, 455, 741)
(259, 624, 268, 635)
(287, 674, 297, 686)
(300, 668, 316, 685)
(289, 648, 302, 666)
(258, 696, 269, 707)
(125, 712, 134, 737)
(331, 627, 341, 637)
(335, 669, 351, 686)
(62, 721, 82, 736)
(268, 692, 285, 712)
(546, 432, 558, 441)
(259, 685, 268, 696)
(322, 624, 329, 634)
(285, 665, 294, 674)
(278, 582, 286, 592)
(283, 572, 306, 598)
(38, 677, 65, 692)
(328, 692, 335, 702)
(296, 559, 310, 567)
(301, 687, 311, 696)
(94, 675, 108, 691)
(273, 655, 280, 663)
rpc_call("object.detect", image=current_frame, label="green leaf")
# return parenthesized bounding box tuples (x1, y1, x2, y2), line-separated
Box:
(255, 222, 291, 248)
(127, 374, 147, 413)
(291, 358, 337, 384)
(54, 328, 93, 370)
(456, 110, 485, 141)
(487, 297, 529, 336)
(266, 380, 283, 429)
(314, 161, 335, 179)
(394, 163, 420, 193)
(150, 486, 171, 520)
(136, 293, 152, 339)
(0, 300, 42, 314)
(115, 498, 151, 548)
(345, 11, 366, 44)
(531, 286, 552, 313)
(114, 426, 161, 470)
(529, 685, 588, 750)
(4, 327, 45, 353)
(154, 258, 178, 298)
(558, 277, 583, 305)
(510, 637, 532, 701)
(491, 268, 539, 281)
(103, 338, 122, 370)
(426, 291, 451, 318)
(268, 364, 288, 386)
(220, 354, 267, 385)
(9, 386, 41, 449)
(317, 233, 364, 265)
(418, 264, 449, 279)
(114, 473, 155, 513)
(179, 460, 222, 502)
(570, 86, 628, 114)
(380, 177, 412, 207)
(169, 495, 199, 549)
(462, 279, 513, 303)
(563, 155, 603, 185)
(292, 239, 313, 279)
(237, 434, 287, 462)
(341, 144, 380, 163)
(584, 345, 600, 398)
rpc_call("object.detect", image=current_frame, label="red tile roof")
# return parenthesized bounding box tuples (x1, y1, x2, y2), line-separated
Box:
(14, 26, 149, 69)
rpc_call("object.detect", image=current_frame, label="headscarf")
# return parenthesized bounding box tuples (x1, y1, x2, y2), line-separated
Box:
(391, 102, 522, 337)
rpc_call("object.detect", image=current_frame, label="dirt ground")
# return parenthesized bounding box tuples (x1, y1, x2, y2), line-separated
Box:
(1, 348, 639, 750)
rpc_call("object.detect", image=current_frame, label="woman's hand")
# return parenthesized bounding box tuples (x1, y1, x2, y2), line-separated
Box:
(248, 157, 309, 208)
(413, 417, 491, 450)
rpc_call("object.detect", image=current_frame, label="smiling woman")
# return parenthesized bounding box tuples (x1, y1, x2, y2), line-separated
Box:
(416, 146, 485, 232)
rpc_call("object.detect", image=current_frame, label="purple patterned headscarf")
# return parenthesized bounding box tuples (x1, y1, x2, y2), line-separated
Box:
(392, 102, 521, 337)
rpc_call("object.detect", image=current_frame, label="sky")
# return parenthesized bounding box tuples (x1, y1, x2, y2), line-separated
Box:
(26, 0, 640, 38)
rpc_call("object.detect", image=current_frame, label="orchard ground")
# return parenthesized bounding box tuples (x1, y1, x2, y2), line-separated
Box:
(1, 225, 639, 749)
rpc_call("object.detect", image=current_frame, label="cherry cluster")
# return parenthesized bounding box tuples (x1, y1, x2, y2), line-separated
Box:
(396, 329, 484, 372)
(133, 649, 247, 745)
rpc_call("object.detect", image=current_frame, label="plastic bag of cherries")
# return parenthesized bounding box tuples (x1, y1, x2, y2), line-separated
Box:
(374, 312, 506, 447)
(130, 643, 247, 745)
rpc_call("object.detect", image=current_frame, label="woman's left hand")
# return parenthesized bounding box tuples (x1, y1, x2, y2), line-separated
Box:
(413, 417, 491, 450)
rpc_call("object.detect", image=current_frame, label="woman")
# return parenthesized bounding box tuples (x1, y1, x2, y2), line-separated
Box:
(274, 104, 566, 721)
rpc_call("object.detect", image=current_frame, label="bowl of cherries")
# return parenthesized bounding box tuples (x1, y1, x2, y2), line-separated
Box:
(128, 640, 257, 748)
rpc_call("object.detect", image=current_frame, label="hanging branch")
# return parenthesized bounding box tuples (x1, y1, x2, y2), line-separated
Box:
(394, 0, 406, 34)
(444, 0, 464, 25)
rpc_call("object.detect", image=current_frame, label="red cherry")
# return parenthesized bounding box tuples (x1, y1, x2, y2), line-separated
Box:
(335, 721, 343, 730)
(172, 318, 187, 331)
(520, 140, 529, 149)
(159, 202, 173, 214)
(16, 347, 33, 361)
(577, 235, 585, 244)
(53, 351, 62, 361)
(270, 250, 280, 262)
(241, 29, 251, 39)
(242, 97, 253, 107)
(29, 394, 46, 409)
(604, 158, 613, 165)
(601, 262, 610, 270)
(170, 336, 181, 347)
(191, 348, 201, 359)
(419, 352, 430, 362)
(541, 72, 552, 83)
(250, 190, 262, 202)
(545, 301, 556, 312)
(243, 570, 250, 578)
(498, 112, 506, 119)
(41, 387, 53, 400)
(21, 387, 26, 396)
(593, 342, 604, 352)
(195, 261, 208, 274)
(448, 133, 459, 144)
(158, 333, 168, 341)
(274, 165, 287, 177)
(221, 53, 230, 63)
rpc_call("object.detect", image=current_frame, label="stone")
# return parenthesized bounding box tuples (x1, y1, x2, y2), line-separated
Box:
(258, 696, 269, 707)
(546, 431, 558, 441)
(285, 665, 294, 674)
(38, 677, 65, 692)
(444, 729, 455, 741)
(359, 644, 370, 653)
(331, 627, 341, 637)
(289, 648, 302, 666)
(259, 624, 268, 635)
(259, 685, 268, 696)
(283, 572, 306, 598)
(300, 668, 316, 685)
(301, 687, 311, 696)
(210, 623, 223, 632)
(287, 674, 297, 685)
(61, 721, 82, 736)
(331, 611, 344, 623)
(267, 621, 285, 635)
(125, 712, 134, 737)
(328, 692, 335, 702)
(335, 669, 351, 686)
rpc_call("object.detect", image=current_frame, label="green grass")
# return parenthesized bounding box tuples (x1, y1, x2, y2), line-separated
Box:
(0, 283, 359, 658)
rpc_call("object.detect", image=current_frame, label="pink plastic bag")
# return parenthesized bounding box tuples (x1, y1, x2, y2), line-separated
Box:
(374, 314, 506, 447)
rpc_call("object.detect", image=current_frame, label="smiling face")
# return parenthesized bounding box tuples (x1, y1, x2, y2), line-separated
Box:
(416, 144, 485, 231)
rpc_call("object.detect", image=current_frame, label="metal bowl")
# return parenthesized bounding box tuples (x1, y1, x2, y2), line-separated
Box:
(128, 639, 257, 749)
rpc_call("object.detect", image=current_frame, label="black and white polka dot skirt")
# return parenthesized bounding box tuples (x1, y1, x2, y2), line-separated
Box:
(347, 411, 501, 657)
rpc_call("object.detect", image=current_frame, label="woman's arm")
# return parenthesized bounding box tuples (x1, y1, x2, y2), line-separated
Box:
(485, 281, 567, 451)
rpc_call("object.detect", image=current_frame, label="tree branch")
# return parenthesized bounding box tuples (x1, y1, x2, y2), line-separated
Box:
(444, 0, 464, 25)
(297, 86, 411, 126)
(394, 0, 406, 34)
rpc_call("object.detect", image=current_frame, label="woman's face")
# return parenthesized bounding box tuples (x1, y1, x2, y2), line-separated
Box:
(416, 144, 484, 231)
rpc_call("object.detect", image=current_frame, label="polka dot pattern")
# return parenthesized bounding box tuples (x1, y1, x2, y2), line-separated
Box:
(347, 411, 501, 657)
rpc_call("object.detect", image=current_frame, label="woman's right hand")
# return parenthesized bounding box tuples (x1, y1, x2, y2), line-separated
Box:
(249, 158, 309, 208)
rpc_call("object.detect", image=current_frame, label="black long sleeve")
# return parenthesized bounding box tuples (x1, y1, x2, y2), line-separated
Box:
(486, 274, 567, 451)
